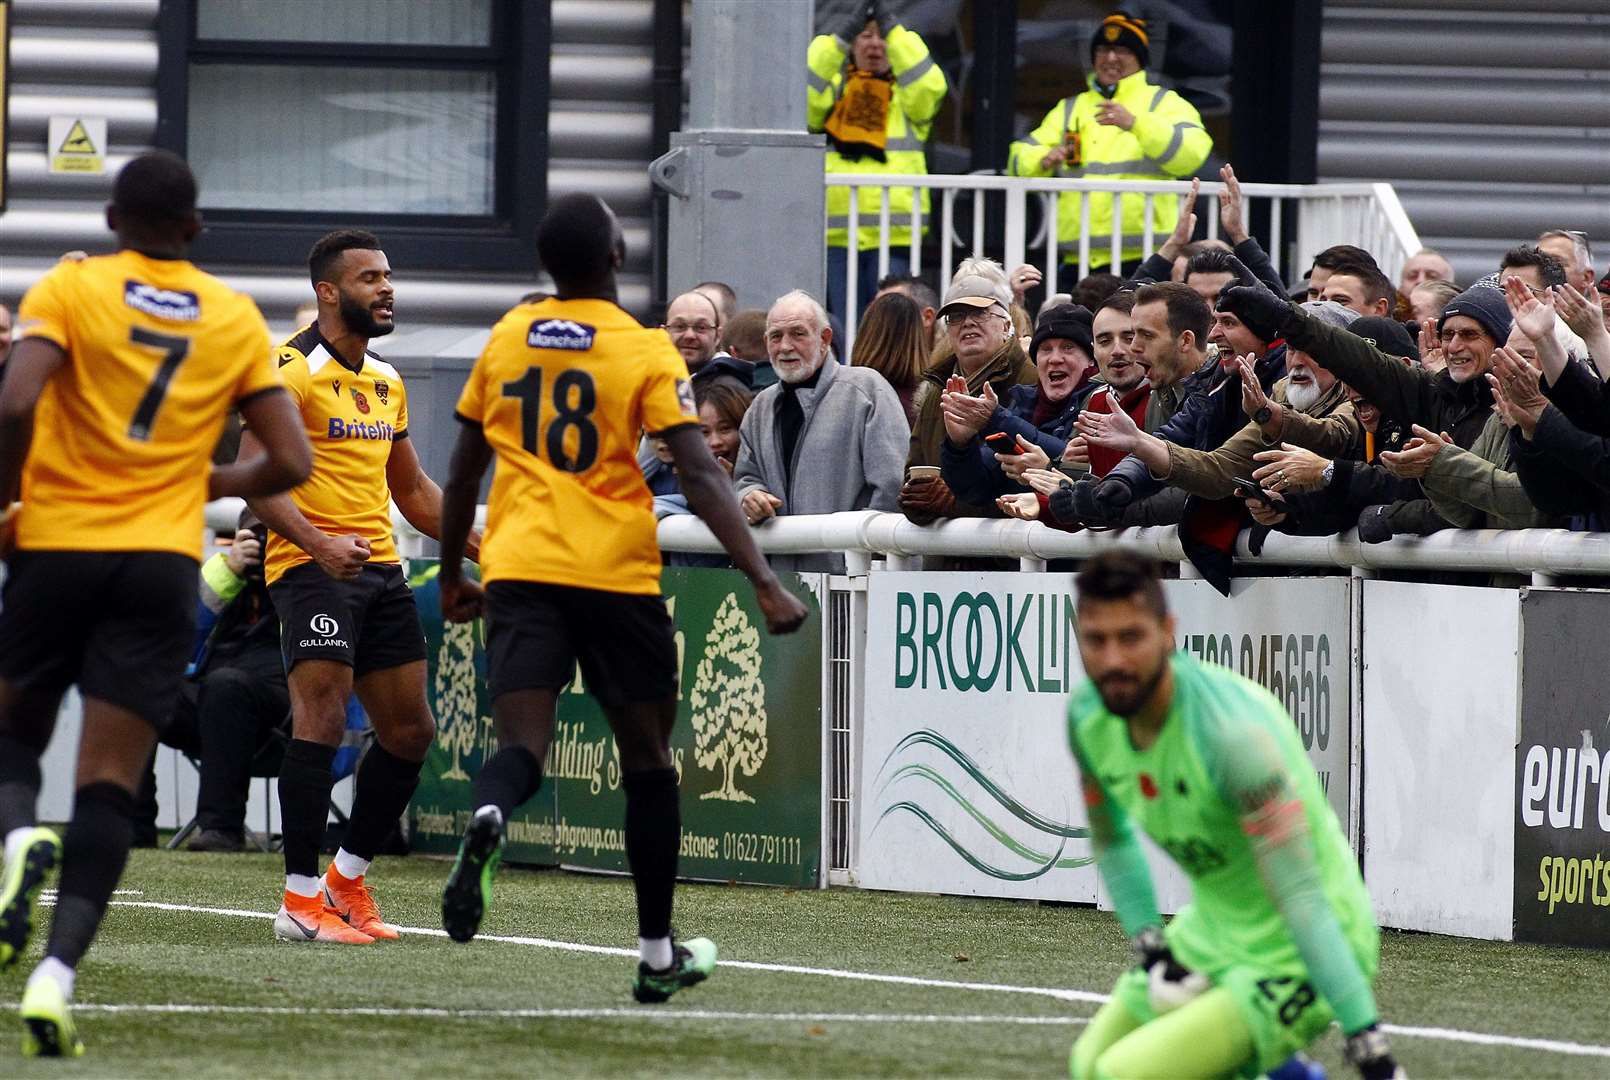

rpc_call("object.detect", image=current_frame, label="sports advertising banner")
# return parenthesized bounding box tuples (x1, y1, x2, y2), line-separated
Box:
(409, 564, 824, 888)
(858, 573, 1352, 902)
(1513, 588, 1610, 946)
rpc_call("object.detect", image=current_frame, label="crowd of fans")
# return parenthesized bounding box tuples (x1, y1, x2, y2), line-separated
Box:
(630, 4, 1610, 588)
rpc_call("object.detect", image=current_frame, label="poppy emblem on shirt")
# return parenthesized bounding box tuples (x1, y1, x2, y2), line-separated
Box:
(374, 379, 389, 405)
(1138, 773, 1159, 799)
(350, 387, 371, 414)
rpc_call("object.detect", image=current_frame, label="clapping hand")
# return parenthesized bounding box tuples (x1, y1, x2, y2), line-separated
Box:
(994, 435, 1050, 481)
(1488, 346, 1547, 436)
(1552, 282, 1608, 342)
(1238, 355, 1281, 431)
(1379, 425, 1451, 479)
(1416, 319, 1447, 374)
(1217, 164, 1248, 244)
(1158, 178, 1199, 261)
(940, 377, 998, 445)
(1076, 404, 1143, 453)
(1503, 274, 1556, 343)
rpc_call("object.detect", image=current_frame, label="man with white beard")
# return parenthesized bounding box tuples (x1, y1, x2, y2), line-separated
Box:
(732, 290, 909, 572)
(1077, 301, 1362, 500)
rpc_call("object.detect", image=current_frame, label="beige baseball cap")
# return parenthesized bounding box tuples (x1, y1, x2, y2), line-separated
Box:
(938, 274, 1008, 318)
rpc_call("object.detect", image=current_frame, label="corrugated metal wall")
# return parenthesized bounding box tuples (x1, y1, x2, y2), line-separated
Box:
(0, 0, 659, 328)
(1318, 0, 1610, 286)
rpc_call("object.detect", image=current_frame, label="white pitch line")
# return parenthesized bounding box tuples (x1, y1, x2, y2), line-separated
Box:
(0, 1003, 1082, 1026)
(79, 897, 1610, 1060)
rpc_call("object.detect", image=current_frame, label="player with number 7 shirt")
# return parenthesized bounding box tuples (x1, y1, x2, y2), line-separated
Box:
(435, 193, 808, 1003)
(0, 151, 312, 1058)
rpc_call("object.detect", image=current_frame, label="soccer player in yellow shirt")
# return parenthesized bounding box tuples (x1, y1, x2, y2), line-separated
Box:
(237, 230, 478, 946)
(436, 194, 807, 1001)
(0, 151, 312, 1056)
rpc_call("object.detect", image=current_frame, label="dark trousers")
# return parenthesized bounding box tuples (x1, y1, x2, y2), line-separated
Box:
(136, 642, 290, 838)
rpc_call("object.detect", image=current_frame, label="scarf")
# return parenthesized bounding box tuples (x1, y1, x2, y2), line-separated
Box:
(825, 69, 892, 162)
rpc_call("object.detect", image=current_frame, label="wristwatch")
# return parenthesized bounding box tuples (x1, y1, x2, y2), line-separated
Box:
(1252, 406, 1273, 426)
(1321, 461, 1336, 487)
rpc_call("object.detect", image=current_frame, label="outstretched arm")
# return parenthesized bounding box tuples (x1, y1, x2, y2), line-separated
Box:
(1076, 759, 1161, 937)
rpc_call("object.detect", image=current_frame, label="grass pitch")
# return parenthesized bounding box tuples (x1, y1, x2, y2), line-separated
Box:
(4, 849, 1608, 1078)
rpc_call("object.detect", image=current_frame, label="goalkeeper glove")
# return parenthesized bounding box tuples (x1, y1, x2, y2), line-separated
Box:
(1133, 927, 1209, 1014)
(1344, 1024, 1407, 1080)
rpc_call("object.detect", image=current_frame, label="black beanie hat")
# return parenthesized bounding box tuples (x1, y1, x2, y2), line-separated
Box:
(1030, 304, 1095, 362)
(1091, 11, 1150, 70)
(1438, 278, 1512, 346)
(1347, 316, 1419, 362)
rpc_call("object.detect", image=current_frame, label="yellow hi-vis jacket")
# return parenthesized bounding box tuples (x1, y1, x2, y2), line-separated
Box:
(1007, 69, 1211, 269)
(808, 25, 947, 252)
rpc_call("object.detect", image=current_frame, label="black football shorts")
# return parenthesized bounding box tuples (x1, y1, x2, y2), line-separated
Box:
(0, 550, 198, 730)
(483, 581, 678, 709)
(269, 562, 426, 676)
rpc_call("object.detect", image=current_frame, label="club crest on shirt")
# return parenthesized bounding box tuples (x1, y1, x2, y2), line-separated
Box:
(676, 378, 696, 416)
(527, 319, 596, 351)
(350, 387, 371, 414)
(373, 379, 389, 405)
(124, 281, 200, 322)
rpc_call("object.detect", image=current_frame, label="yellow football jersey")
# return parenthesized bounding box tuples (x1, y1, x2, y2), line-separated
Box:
(13, 250, 281, 559)
(264, 325, 408, 584)
(455, 297, 698, 595)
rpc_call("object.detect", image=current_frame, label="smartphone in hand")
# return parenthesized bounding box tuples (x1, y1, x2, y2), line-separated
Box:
(1232, 477, 1271, 505)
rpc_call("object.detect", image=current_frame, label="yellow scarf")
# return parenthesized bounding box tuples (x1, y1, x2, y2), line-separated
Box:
(825, 68, 892, 162)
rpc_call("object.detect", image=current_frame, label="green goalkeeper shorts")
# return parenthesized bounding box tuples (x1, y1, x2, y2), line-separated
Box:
(1110, 954, 1372, 1078)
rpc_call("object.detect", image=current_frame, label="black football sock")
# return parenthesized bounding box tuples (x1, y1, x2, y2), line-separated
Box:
(471, 746, 545, 821)
(44, 782, 134, 969)
(0, 736, 41, 835)
(278, 739, 336, 880)
(342, 744, 423, 862)
(622, 767, 680, 943)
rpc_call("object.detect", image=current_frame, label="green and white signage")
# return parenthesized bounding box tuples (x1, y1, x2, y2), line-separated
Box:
(410, 564, 824, 888)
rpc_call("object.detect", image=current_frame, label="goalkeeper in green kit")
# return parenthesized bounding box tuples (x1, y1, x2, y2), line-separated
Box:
(1066, 552, 1405, 1080)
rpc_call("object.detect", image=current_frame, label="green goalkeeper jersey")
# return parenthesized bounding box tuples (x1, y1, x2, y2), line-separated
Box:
(1068, 652, 1380, 1035)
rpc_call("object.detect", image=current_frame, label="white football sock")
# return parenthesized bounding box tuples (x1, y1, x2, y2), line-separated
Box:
(284, 873, 322, 899)
(29, 957, 75, 1000)
(474, 804, 504, 824)
(639, 936, 673, 971)
(331, 849, 370, 881)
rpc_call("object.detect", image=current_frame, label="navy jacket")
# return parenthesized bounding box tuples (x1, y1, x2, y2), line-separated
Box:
(940, 380, 1095, 506)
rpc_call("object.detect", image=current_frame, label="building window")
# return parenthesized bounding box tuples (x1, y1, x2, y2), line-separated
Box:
(156, 0, 548, 273)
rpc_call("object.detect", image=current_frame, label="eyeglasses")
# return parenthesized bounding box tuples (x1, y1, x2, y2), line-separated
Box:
(944, 309, 1006, 328)
(666, 321, 718, 335)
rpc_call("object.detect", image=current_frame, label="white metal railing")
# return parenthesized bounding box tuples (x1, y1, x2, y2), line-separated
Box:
(653, 511, 1610, 588)
(826, 173, 1421, 349)
(207, 504, 1604, 588)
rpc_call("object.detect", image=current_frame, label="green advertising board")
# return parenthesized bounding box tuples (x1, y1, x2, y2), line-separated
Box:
(409, 564, 823, 888)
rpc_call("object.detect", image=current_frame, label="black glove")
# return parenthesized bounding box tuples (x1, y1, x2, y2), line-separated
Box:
(872, 0, 898, 34)
(838, 1, 877, 40)
(1223, 253, 1260, 289)
(1047, 479, 1081, 525)
(1355, 504, 1394, 544)
(1344, 1024, 1405, 1080)
(1217, 284, 1293, 343)
(1095, 474, 1135, 509)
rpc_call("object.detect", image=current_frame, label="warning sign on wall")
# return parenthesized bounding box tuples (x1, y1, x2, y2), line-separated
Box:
(48, 116, 106, 174)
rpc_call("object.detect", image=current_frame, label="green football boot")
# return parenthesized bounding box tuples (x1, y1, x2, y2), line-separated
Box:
(441, 806, 504, 943)
(20, 975, 83, 1058)
(0, 828, 60, 969)
(632, 937, 717, 1004)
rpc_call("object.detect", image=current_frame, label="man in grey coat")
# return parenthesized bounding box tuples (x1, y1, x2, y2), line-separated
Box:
(735, 290, 909, 572)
